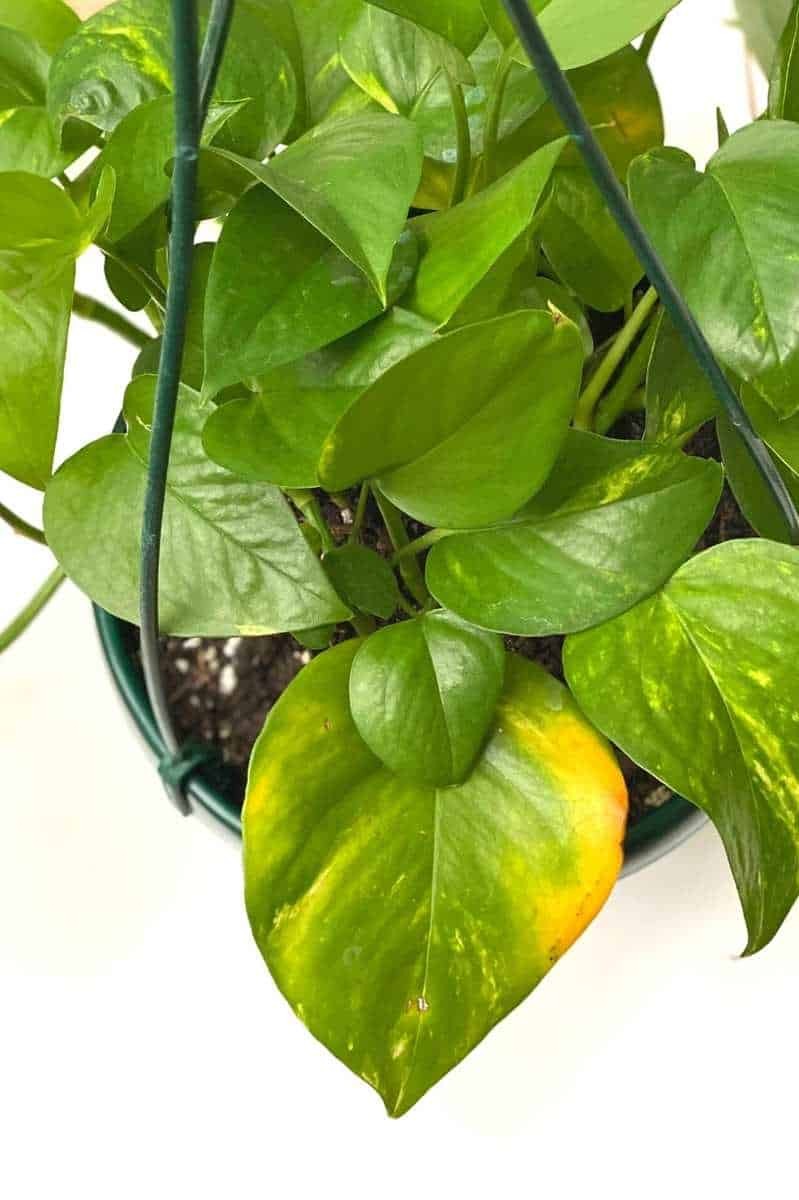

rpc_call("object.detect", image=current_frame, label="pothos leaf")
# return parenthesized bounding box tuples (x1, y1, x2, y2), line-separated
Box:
(324, 543, 402, 619)
(564, 540, 799, 956)
(769, 0, 799, 118)
(0, 106, 93, 178)
(203, 186, 419, 399)
(630, 123, 799, 418)
(203, 308, 435, 488)
(644, 313, 717, 444)
(365, 0, 488, 56)
(734, 0, 792, 70)
(0, 0, 78, 56)
(244, 639, 628, 1116)
(0, 26, 50, 108)
(426, 432, 723, 635)
(0, 263, 73, 489)
(43, 377, 349, 636)
(718, 387, 799, 543)
(349, 610, 505, 784)
(503, 0, 681, 70)
(319, 310, 583, 529)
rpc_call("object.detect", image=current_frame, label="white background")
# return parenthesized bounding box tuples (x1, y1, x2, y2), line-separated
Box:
(2, 3, 795, 1196)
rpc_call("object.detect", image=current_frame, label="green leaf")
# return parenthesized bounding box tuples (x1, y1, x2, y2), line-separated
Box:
(501, 0, 681, 71)
(0, 106, 92, 177)
(769, 0, 799, 118)
(341, 7, 473, 117)
(47, 0, 296, 158)
(0, 26, 49, 108)
(427, 431, 723, 635)
(203, 308, 435, 487)
(319, 310, 583, 528)
(493, 46, 663, 182)
(406, 137, 566, 325)
(209, 112, 424, 304)
(350, 610, 505, 784)
(564, 539, 799, 955)
(95, 96, 241, 246)
(203, 186, 418, 399)
(0, 263, 72, 489)
(0, 0, 78, 56)
(718, 387, 799, 543)
(542, 167, 643, 312)
(365, 0, 487, 55)
(244, 639, 628, 1115)
(324, 543, 401, 619)
(644, 313, 717, 444)
(0, 167, 114, 291)
(629, 123, 799, 417)
(286, 0, 365, 128)
(43, 376, 349, 636)
(734, 0, 792, 70)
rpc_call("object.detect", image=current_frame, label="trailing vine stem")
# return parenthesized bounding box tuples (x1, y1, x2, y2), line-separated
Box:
(373, 489, 430, 608)
(594, 320, 659, 436)
(349, 483, 370, 544)
(574, 286, 659, 430)
(391, 528, 452, 564)
(0, 566, 66, 655)
(0, 501, 47, 546)
(640, 18, 666, 62)
(480, 42, 516, 187)
(444, 69, 472, 206)
(500, 0, 799, 544)
(72, 293, 150, 349)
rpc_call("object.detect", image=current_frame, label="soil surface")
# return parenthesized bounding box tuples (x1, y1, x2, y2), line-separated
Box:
(153, 423, 753, 827)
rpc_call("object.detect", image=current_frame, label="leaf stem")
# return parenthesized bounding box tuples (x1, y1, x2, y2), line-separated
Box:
(98, 240, 168, 311)
(286, 490, 336, 553)
(481, 43, 515, 187)
(444, 69, 472, 207)
(0, 501, 47, 546)
(0, 566, 66, 654)
(373, 489, 429, 608)
(574, 285, 659, 430)
(349, 482, 370, 544)
(73, 292, 150, 349)
(594, 320, 658, 436)
(391, 528, 451, 563)
(639, 18, 665, 62)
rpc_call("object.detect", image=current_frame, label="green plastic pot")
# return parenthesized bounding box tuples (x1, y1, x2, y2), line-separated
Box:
(94, 604, 707, 872)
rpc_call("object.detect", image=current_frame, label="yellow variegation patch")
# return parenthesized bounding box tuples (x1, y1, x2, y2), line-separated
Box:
(244, 640, 627, 1116)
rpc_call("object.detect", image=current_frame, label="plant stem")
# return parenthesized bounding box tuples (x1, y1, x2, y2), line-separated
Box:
(199, 0, 235, 122)
(481, 43, 515, 187)
(286, 490, 336, 553)
(444, 69, 471, 207)
(0, 566, 66, 654)
(574, 286, 659, 430)
(349, 483, 370, 544)
(373, 489, 429, 608)
(391, 528, 451, 564)
(594, 321, 658, 436)
(0, 501, 47, 546)
(72, 292, 150, 349)
(639, 18, 665, 62)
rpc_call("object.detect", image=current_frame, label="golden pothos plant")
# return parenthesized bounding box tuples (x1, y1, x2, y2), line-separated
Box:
(3, 0, 799, 1115)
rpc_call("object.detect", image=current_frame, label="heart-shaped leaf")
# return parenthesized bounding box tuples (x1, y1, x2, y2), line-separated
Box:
(644, 313, 717, 444)
(564, 539, 799, 955)
(491, 0, 680, 70)
(405, 137, 566, 325)
(324, 543, 401, 619)
(350, 610, 505, 784)
(209, 112, 424, 304)
(319, 310, 583, 529)
(43, 376, 349, 636)
(0, 0, 78, 56)
(203, 308, 435, 487)
(365, 0, 487, 55)
(245, 639, 628, 1115)
(287, 0, 366, 128)
(718, 387, 799, 543)
(427, 431, 723, 635)
(203, 186, 418, 399)
(0, 263, 72, 489)
(48, 0, 296, 159)
(630, 122, 799, 417)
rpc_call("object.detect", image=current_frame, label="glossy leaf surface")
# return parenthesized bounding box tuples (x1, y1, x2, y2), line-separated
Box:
(630, 123, 799, 417)
(319, 311, 583, 528)
(0, 106, 91, 177)
(245, 640, 628, 1115)
(203, 308, 435, 487)
(44, 378, 349, 635)
(0, 0, 78, 56)
(644, 313, 717, 443)
(565, 540, 799, 955)
(427, 432, 723, 635)
(769, 0, 799, 117)
(718, 388, 799, 543)
(324, 543, 401, 619)
(350, 611, 505, 784)
(0, 264, 72, 489)
(203, 186, 418, 398)
(502, 0, 681, 70)
(406, 137, 566, 325)
(365, 0, 487, 55)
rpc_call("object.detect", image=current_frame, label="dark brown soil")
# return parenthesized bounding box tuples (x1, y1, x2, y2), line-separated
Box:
(155, 423, 753, 826)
